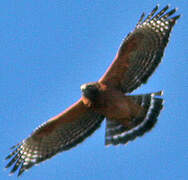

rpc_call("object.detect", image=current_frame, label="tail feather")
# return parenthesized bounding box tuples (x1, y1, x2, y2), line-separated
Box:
(105, 91, 163, 145)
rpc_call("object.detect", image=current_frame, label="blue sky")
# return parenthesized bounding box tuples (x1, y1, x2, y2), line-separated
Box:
(1, 0, 187, 179)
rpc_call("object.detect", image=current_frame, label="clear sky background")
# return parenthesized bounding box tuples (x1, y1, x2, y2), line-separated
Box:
(1, 0, 187, 179)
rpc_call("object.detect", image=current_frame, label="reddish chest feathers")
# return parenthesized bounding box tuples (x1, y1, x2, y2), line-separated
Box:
(82, 83, 143, 120)
(82, 83, 107, 108)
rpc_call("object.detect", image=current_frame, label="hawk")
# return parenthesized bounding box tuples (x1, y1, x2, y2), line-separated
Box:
(5, 5, 180, 176)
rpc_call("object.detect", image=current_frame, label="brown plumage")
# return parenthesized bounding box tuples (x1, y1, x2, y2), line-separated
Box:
(5, 5, 180, 176)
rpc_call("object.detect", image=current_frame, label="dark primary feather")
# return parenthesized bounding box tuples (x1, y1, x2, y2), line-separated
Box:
(5, 111, 104, 176)
(119, 5, 180, 93)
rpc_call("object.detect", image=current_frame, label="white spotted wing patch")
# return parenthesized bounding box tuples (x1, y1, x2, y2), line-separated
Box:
(120, 5, 180, 93)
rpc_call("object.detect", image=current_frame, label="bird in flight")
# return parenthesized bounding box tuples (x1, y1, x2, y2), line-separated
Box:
(5, 5, 180, 176)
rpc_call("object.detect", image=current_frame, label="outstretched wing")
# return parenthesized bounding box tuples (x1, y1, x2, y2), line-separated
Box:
(5, 99, 104, 176)
(99, 5, 180, 93)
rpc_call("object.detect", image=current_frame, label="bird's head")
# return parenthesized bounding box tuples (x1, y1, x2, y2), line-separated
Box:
(80, 82, 100, 101)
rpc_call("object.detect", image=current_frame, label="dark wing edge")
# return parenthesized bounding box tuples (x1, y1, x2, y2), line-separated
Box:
(5, 100, 104, 176)
(100, 5, 180, 93)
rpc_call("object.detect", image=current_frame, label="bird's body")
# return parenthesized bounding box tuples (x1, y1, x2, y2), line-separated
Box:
(81, 82, 143, 121)
(5, 5, 180, 176)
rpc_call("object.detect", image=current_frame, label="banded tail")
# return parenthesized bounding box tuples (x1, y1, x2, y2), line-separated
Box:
(105, 91, 163, 145)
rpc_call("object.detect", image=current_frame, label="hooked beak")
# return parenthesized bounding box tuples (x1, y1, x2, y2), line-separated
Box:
(80, 84, 87, 91)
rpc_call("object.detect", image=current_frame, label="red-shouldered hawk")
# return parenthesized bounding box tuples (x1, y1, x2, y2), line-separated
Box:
(5, 5, 180, 176)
